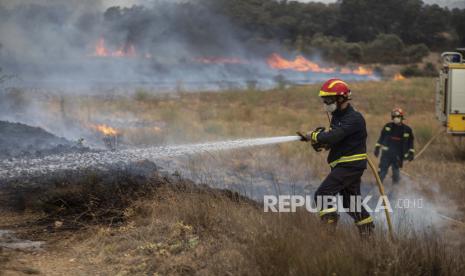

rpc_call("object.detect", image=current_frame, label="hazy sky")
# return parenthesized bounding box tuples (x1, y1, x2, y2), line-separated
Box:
(102, 0, 462, 8)
(1, 0, 460, 9)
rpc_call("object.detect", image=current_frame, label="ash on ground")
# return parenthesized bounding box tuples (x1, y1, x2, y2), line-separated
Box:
(0, 120, 90, 159)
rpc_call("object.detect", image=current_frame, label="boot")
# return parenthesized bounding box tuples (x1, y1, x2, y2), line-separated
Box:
(355, 216, 374, 238)
(320, 212, 340, 233)
(357, 221, 375, 239)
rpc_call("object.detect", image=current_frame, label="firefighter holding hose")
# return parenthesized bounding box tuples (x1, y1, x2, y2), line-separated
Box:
(299, 79, 374, 236)
(374, 108, 415, 184)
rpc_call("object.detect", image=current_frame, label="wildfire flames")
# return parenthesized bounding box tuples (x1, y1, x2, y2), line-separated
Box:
(267, 53, 334, 73)
(267, 53, 374, 76)
(394, 73, 406, 80)
(94, 38, 136, 58)
(92, 124, 119, 136)
(91, 39, 374, 77)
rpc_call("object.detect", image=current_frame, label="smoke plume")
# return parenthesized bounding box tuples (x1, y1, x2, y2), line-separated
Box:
(0, 0, 278, 91)
(0, 0, 377, 92)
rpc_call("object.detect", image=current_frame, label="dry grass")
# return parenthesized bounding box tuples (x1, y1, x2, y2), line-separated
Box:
(70, 78, 464, 198)
(63, 182, 465, 275)
(3, 78, 465, 275)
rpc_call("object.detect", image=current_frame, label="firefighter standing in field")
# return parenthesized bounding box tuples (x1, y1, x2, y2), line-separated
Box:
(299, 79, 374, 235)
(374, 108, 415, 184)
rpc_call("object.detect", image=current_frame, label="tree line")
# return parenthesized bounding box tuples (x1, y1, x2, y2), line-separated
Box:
(201, 0, 465, 64)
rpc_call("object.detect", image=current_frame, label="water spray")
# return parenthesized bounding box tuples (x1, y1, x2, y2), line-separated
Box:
(0, 136, 301, 179)
(0, 131, 395, 238)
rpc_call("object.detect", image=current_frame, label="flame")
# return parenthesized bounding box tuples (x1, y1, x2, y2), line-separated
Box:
(267, 53, 374, 76)
(194, 57, 248, 65)
(95, 38, 109, 57)
(92, 124, 119, 136)
(93, 38, 137, 58)
(394, 73, 406, 80)
(340, 68, 352, 74)
(267, 53, 335, 73)
(352, 66, 373, 76)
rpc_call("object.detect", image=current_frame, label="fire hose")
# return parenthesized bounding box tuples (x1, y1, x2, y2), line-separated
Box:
(367, 157, 394, 240)
(399, 128, 444, 178)
(297, 130, 394, 240)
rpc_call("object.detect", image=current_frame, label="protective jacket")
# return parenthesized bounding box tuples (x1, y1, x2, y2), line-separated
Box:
(315, 105, 367, 169)
(376, 122, 414, 167)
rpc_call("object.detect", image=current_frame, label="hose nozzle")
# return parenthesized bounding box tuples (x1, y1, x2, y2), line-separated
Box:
(296, 131, 308, 142)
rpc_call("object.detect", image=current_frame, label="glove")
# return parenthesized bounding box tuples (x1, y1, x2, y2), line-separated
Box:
(310, 127, 325, 143)
(310, 127, 326, 152)
(297, 128, 327, 152)
(405, 151, 414, 161)
(374, 146, 380, 157)
(311, 142, 330, 152)
(297, 127, 325, 142)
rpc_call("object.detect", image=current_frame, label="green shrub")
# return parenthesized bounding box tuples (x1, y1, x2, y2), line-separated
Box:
(403, 44, 430, 63)
(401, 65, 423, 77)
(401, 63, 437, 78)
(423, 62, 438, 77)
(309, 34, 364, 64)
(364, 34, 405, 63)
(345, 43, 364, 62)
(134, 89, 151, 102)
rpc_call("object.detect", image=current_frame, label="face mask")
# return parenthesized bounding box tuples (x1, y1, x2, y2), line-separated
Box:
(325, 103, 337, 113)
(393, 117, 402, 124)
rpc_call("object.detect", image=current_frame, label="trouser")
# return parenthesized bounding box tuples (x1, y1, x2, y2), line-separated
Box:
(314, 166, 373, 229)
(378, 153, 401, 184)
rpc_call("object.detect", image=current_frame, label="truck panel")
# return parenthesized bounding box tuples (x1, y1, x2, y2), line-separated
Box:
(448, 114, 465, 133)
(449, 68, 465, 114)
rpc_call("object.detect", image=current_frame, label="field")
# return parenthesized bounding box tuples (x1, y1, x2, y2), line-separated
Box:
(2, 78, 465, 275)
(74, 77, 465, 198)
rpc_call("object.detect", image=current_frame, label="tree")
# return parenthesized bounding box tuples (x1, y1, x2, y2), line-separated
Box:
(451, 8, 465, 46)
(364, 34, 405, 63)
(416, 4, 451, 49)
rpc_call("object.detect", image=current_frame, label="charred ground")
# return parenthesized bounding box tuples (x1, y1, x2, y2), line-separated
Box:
(0, 120, 90, 159)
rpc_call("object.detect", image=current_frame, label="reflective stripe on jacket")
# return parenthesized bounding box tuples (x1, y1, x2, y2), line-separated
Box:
(316, 105, 368, 169)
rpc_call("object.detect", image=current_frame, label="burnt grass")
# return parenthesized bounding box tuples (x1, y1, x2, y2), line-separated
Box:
(0, 120, 91, 159)
(0, 160, 254, 230)
(0, 119, 251, 229)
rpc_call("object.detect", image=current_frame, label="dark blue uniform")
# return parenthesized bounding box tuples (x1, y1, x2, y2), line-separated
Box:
(313, 105, 372, 227)
(376, 122, 414, 183)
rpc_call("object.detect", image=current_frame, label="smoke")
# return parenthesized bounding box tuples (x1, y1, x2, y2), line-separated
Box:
(0, 0, 253, 138)
(0, 1, 101, 60)
(0, 0, 279, 90)
(0, 0, 377, 142)
(368, 175, 463, 237)
(0, 0, 377, 93)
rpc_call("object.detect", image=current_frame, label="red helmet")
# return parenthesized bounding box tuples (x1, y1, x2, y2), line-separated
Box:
(391, 107, 404, 118)
(319, 79, 351, 98)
